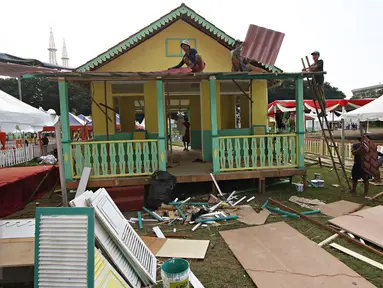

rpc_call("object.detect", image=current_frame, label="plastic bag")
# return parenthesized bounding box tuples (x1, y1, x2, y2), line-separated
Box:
(146, 170, 177, 209)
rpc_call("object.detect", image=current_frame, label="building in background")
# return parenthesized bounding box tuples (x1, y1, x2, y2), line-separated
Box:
(352, 83, 383, 99)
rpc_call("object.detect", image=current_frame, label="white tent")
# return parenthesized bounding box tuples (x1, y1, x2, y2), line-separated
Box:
(0, 89, 58, 133)
(342, 96, 383, 121)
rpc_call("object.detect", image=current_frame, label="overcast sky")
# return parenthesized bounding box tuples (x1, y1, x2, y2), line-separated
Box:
(1, 0, 382, 96)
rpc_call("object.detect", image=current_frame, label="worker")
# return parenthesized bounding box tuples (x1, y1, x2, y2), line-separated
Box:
(372, 149, 383, 183)
(351, 137, 369, 196)
(231, 40, 267, 73)
(302, 51, 324, 90)
(169, 40, 206, 72)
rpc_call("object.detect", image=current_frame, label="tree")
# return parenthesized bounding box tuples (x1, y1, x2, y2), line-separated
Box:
(268, 79, 346, 102)
(0, 78, 91, 115)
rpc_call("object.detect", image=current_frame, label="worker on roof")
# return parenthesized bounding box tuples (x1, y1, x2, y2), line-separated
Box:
(231, 40, 266, 73)
(168, 40, 206, 72)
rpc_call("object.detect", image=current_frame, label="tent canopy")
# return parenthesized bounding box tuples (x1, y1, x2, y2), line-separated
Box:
(0, 90, 58, 133)
(342, 96, 383, 122)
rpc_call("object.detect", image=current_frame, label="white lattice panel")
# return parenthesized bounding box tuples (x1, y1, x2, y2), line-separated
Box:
(87, 188, 157, 285)
(35, 211, 91, 288)
(70, 191, 141, 288)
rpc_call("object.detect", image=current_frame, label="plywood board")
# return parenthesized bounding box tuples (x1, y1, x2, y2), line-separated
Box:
(220, 222, 374, 288)
(316, 200, 369, 218)
(0, 238, 34, 267)
(141, 236, 167, 255)
(156, 239, 209, 259)
(329, 205, 383, 248)
(231, 205, 270, 225)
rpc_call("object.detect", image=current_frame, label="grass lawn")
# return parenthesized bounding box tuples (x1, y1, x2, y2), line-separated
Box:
(146, 166, 383, 288)
(3, 166, 382, 287)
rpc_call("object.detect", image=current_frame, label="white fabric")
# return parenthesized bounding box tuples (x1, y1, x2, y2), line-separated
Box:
(177, 116, 186, 136)
(304, 102, 339, 113)
(276, 103, 296, 112)
(0, 90, 58, 133)
(342, 96, 383, 122)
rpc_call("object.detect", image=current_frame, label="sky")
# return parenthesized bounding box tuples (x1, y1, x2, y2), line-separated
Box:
(1, 0, 382, 97)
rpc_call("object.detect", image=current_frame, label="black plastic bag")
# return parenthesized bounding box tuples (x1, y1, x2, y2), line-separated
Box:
(146, 170, 177, 210)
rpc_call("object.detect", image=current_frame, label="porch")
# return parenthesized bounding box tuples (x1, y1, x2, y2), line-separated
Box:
(21, 71, 313, 187)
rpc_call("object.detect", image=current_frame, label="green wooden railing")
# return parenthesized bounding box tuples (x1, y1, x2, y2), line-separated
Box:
(217, 134, 298, 171)
(70, 140, 159, 179)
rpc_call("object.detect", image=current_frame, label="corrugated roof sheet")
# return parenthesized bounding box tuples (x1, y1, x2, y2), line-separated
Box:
(241, 25, 285, 67)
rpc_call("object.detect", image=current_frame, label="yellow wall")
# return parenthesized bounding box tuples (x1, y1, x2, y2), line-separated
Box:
(143, 81, 158, 133)
(221, 95, 236, 129)
(96, 20, 232, 72)
(201, 80, 221, 130)
(91, 82, 115, 136)
(251, 80, 268, 133)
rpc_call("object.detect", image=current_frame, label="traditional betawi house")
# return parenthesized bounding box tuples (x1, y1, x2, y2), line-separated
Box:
(22, 3, 319, 192)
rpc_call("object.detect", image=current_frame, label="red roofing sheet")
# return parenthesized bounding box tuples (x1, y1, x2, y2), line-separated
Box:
(241, 25, 285, 66)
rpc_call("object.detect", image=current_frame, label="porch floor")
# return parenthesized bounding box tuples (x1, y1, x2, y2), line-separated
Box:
(66, 145, 306, 189)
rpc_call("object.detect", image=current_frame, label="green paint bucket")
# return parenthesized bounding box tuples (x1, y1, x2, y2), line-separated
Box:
(161, 258, 190, 288)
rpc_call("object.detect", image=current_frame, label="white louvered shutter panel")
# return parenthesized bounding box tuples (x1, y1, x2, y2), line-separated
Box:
(35, 209, 92, 288)
(88, 188, 157, 285)
(70, 191, 141, 288)
(94, 248, 131, 287)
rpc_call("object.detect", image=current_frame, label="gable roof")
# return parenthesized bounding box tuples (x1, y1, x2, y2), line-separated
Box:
(76, 3, 237, 72)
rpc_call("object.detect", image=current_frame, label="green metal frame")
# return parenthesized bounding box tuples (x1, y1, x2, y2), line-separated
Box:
(165, 38, 197, 57)
(209, 77, 220, 173)
(34, 207, 95, 288)
(295, 77, 305, 168)
(59, 80, 73, 181)
(156, 80, 167, 170)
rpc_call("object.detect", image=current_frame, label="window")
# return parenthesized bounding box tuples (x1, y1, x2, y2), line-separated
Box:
(166, 38, 197, 57)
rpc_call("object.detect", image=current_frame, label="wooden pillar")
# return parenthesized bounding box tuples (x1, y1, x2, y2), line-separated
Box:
(58, 79, 72, 181)
(156, 80, 166, 171)
(210, 77, 220, 173)
(295, 77, 305, 168)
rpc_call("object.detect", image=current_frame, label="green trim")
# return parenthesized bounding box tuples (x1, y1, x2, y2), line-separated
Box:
(34, 207, 95, 288)
(209, 79, 219, 173)
(219, 128, 251, 137)
(295, 77, 305, 168)
(59, 81, 72, 181)
(76, 4, 236, 72)
(156, 80, 167, 170)
(165, 38, 197, 57)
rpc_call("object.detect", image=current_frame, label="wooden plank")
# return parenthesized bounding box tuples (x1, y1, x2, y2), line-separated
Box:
(329, 205, 383, 249)
(156, 239, 210, 259)
(329, 243, 383, 271)
(231, 205, 270, 225)
(0, 238, 34, 267)
(140, 236, 167, 256)
(316, 200, 370, 218)
(75, 167, 91, 198)
(220, 222, 374, 288)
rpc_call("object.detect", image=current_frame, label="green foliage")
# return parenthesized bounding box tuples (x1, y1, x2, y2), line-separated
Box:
(0, 78, 91, 115)
(269, 79, 346, 102)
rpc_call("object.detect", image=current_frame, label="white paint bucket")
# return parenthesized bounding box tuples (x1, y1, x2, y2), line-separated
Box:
(161, 258, 190, 288)
(312, 179, 325, 188)
(295, 183, 304, 192)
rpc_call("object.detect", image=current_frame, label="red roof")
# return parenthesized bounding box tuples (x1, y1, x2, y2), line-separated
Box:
(241, 25, 285, 66)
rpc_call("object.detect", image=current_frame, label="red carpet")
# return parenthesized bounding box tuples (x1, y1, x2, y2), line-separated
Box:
(0, 165, 59, 217)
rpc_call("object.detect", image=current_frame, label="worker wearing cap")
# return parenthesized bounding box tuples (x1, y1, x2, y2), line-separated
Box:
(169, 40, 206, 72)
(303, 51, 324, 90)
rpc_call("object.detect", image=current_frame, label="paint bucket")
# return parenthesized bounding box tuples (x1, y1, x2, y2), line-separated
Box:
(313, 173, 321, 180)
(295, 183, 304, 192)
(312, 179, 325, 188)
(161, 258, 190, 288)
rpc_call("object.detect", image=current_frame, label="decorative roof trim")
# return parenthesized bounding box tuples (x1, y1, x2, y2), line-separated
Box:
(76, 4, 237, 72)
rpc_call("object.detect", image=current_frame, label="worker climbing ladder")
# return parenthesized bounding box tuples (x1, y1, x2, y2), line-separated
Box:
(301, 56, 351, 192)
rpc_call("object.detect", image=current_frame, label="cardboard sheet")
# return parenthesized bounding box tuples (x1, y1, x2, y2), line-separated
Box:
(0, 238, 34, 267)
(140, 236, 167, 255)
(329, 205, 383, 248)
(220, 222, 374, 288)
(231, 205, 270, 225)
(316, 200, 369, 218)
(156, 239, 209, 259)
